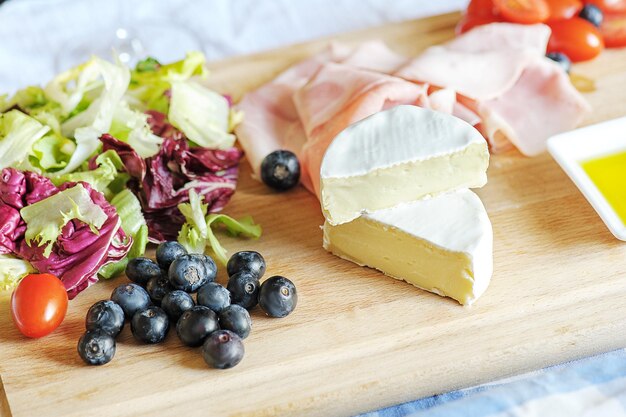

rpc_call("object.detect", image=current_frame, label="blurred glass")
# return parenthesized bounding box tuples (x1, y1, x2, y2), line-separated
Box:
(54, 0, 202, 71)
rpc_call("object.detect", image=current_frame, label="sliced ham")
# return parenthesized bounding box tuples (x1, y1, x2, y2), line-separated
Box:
(234, 57, 322, 179)
(478, 58, 591, 156)
(446, 23, 550, 54)
(327, 40, 409, 74)
(293, 63, 428, 195)
(395, 23, 590, 155)
(424, 87, 456, 115)
(235, 41, 409, 179)
(396, 23, 551, 101)
(236, 23, 592, 188)
(396, 48, 537, 101)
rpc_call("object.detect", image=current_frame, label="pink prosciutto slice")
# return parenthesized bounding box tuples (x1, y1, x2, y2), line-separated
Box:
(235, 41, 409, 179)
(478, 58, 591, 156)
(396, 23, 551, 101)
(294, 62, 428, 196)
(234, 57, 322, 179)
(396, 23, 590, 155)
(327, 40, 409, 74)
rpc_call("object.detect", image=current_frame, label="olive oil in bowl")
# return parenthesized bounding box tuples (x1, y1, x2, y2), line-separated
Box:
(581, 151, 626, 225)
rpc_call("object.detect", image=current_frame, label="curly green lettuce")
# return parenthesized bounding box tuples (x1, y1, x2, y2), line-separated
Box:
(177, 190, 261, 265)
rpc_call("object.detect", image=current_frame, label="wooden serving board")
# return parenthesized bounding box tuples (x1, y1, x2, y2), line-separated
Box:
(2, 12, 626, 417)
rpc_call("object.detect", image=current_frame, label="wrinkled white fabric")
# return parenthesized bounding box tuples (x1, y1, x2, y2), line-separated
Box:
(0, 0, 467, 93)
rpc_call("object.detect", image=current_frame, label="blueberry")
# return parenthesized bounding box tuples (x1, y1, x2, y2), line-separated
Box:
(546, 52, 572, 74)
(197, 282, 231, 313)
(579, 4, 603, 27)
(161, 290, 195, 321)
(218, 305, 251, 339)
(85, 300, 125, 337)
(131, 306, 169, 344)
(156, 241, 187, 270)
(110, 283, 151, 319)
(146, 273, 173, 305)
(168, 254, 216, 293)
(202, 330, 244, 369)
(258, 276, 297, 318)
(125, 257, 161, 287)
(226, 251, 266, 278)
(260, 150, 300, 191)
(78, 330, 116, 365)
(227, 272, 260, 310)
(176, 306, 219, 347)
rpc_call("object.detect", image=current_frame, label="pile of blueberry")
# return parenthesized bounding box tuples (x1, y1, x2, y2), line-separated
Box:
(77, 242, 297, 369)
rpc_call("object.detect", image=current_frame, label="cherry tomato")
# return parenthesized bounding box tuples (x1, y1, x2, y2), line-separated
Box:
(547, 0, 584, 19)
(601, 12, 626, 46)
(467, 0, 498, 17)
(11, 273, 68, 338)
(456, 14, 503, 34)
(584, 0, 626, 13)
(494, 0, 551, 23)
(547, 17, 605, 61)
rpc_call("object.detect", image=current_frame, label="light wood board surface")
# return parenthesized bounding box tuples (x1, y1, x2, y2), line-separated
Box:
(2, 11, 626, 417)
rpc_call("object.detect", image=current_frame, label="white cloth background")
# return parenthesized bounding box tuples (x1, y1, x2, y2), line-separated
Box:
(0, 0, 468, 93)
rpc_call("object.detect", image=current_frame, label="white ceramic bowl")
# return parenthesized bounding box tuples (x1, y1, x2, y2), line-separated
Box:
(547, 116, 626, 241)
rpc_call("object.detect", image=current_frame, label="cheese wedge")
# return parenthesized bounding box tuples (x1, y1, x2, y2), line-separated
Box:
(320, 105, 489, 225)
(323, 189, 493, 305)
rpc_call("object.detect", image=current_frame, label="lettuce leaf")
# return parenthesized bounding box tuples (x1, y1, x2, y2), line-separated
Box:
(0, 254, 35, 291)
(20, 184, 108, 257)
(28, 132, 76, 172)
(50, 150, 125, 195)
(57, 57, 130, 174)
(98, 189, 148, 279)
(177, 189, 209, 254)
(177, 190, 261, 265)
(44, 59, 103, 115)
(0, 110, 50, 169)
(128, 51, 208, 113)
(169, 80, 235, 149)
(109, 102, 163, 157)
(1, 86, 51, 113)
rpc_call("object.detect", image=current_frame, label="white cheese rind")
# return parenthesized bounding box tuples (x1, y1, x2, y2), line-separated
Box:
(320, 105, 489, 225)
(323, 189, 493, 305)
(320, 105, 487, 178)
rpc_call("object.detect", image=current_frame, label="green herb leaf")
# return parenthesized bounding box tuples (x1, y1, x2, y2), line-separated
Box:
(177, 190, 261, 265)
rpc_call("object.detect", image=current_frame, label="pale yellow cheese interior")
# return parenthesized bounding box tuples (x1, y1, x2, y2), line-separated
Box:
(321, 142, 488, 225)
(323, 212, 487, 305)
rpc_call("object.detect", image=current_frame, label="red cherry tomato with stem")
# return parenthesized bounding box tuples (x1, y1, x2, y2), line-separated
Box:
(494, 0, 551, 23)
(547, 17, 605, 61)
(11, 273, 68, 338)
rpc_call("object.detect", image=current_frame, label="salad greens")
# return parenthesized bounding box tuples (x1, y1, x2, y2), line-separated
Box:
(178, 190, 261, 266)
(169, 81, 235, 149)
(0, 110, 50, 169)
(98, 189, 148, 279)
(128, 51, 207, 114)
(0, 51, 253, 297)
(57, 57, 130, 174)
(20, 184, 108, 257)
(1, 169, 131, 297)
(50, 150, 126, 195)
(0, 254, 35, 291)
(110, 102, 163, 157)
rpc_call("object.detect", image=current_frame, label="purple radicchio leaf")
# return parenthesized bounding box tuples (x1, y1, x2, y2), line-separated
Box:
(100, 125, 244, 243)
(0, 168, 132, 298)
